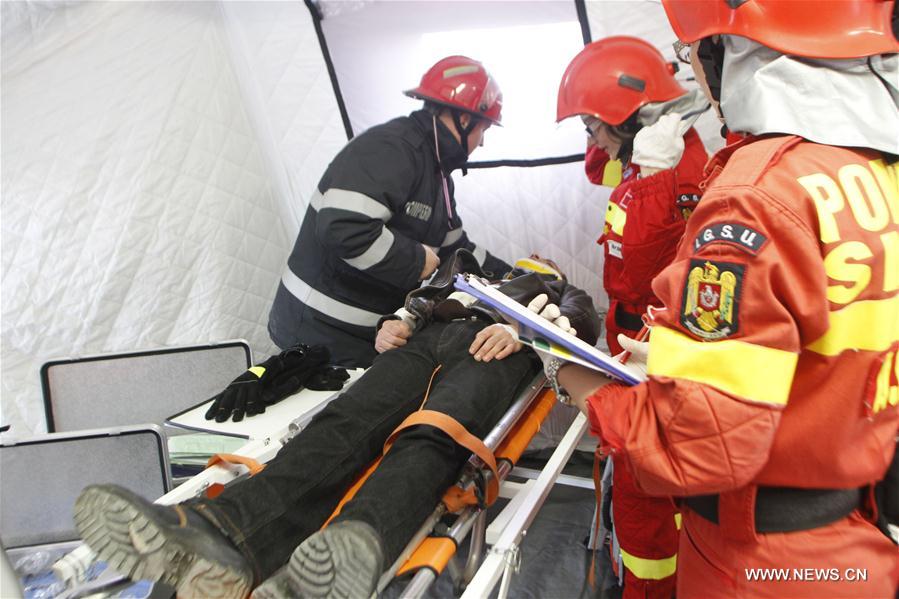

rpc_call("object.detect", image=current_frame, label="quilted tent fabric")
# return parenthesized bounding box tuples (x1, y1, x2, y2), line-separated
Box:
(1, 1, 342, 434)
(1, 0, 725, 436)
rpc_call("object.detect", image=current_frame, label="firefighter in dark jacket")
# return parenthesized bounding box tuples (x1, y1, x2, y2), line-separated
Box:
(268, 55, 512, 368)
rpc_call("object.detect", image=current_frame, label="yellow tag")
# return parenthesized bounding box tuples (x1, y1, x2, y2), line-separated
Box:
(248, 366, 266, 378)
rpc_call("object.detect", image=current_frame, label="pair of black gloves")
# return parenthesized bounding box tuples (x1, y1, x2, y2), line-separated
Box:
(204, 344, 350, 423)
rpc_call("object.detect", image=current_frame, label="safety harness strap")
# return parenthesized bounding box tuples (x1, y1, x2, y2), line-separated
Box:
(384, 410, 499, 511)
(685, 485, 861, 536)
(203, 453, 267, 499)
(205, 453, 266, 475)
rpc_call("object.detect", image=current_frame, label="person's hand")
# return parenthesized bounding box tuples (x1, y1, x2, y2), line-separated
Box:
(526, 294, 577, 336)
(615, 334, 649, 378)
(469, 324, 522, 362)
(375, 320, 412, 353)
(419, 245, 440, 280)
(632, 113, 687, 173)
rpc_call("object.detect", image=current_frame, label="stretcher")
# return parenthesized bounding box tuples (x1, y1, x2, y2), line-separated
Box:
(52, 368, 591, 598)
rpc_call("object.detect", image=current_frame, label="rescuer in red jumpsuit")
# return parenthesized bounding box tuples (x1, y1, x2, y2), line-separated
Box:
(550, 2, 899, 597)
(556, 35, 711, 598)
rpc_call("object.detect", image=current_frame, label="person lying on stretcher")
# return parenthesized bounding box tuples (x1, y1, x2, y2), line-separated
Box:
(73, 249, 601, 599)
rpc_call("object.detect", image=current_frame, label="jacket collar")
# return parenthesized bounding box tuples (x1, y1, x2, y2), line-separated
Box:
(411, 110, 468, 174)
(700, 132, 757, 191)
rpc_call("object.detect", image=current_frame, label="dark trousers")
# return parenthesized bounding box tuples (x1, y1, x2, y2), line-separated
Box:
(193, 320, 537, 581)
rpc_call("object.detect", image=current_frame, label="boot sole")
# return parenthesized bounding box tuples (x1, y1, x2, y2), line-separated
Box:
(74, 485, 251, 599)
(249, 565, 292, 599)
(287, 522, 382, 599)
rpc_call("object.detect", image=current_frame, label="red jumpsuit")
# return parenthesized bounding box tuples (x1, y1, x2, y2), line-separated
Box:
(586, 129, 708, 599)
(588, 135, 899, 597)
(591, 127, 707, 355)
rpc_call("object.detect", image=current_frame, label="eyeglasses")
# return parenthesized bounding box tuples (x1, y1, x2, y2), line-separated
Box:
(673, 40, 691, 65)
(582, 119, 602, 137)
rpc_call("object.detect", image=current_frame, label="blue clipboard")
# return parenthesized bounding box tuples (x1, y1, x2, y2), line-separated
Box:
(454, 274, 645, 386)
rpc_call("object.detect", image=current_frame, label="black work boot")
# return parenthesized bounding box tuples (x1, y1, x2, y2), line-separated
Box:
(252, 520, 384, 599)
(74, 484, 253, 599)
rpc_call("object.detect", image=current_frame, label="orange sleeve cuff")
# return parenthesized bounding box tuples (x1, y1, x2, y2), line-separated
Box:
(586, 382, 632, 451)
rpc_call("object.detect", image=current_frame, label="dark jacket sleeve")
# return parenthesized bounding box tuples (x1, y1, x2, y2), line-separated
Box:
(550, 279, 602, 346)
(315, 135, 426, 290)
(489, 273, 602, 346)
(437, 226, 512, 278)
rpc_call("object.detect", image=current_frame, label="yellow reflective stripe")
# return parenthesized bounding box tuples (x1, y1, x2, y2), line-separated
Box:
(674, 512, 682, 530)
(602, 159, 623, 187)
(648, 326, 797, 407)
(248, 366, 266, 378)
(807, 295, 899, 356)
(619, 548, 677, 581)
(606, 202, 627, 236)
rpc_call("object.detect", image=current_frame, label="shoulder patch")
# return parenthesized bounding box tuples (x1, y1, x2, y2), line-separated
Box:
(680, 259, 745, 340)
(693, 222, 768, 255)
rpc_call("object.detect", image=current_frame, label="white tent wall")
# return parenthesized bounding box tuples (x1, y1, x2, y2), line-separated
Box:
(0, 1, 345, 434)
(1, 0, 724, 436)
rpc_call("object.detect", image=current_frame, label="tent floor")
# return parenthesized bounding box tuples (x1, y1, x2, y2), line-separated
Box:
(383, 450, 623, 599)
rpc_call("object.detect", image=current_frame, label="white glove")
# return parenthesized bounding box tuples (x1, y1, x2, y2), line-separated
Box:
(616, 334, 649, 378)
(526, 293, 577, 337)
(632, 113, 687, 171)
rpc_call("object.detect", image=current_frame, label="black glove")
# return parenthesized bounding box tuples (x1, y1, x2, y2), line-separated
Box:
(305, 367, 350, 391)
(204, 344, 330, 423)
(258, 345, 330, 405)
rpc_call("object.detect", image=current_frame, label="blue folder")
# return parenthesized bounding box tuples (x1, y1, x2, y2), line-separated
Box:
(454, 274, 645, 386)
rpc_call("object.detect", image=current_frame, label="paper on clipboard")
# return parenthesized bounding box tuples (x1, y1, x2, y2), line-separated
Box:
(454, 274, 646, 386)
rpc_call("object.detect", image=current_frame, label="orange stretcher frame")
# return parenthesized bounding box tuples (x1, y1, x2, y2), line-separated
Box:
(200, 370, 559, 595)
(395, 386, 556, 577)
(313, 372, 558, 595)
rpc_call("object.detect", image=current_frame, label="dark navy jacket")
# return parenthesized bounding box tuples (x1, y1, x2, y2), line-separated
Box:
(268, 110, 511, 367)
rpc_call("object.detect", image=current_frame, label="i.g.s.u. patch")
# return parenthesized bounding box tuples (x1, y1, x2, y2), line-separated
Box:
(693, 223, 768, 255)
(680, 259, 745, 340)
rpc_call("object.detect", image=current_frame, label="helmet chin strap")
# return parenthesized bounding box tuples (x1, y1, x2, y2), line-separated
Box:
(612, 112, 641, 166)
(450, 110, 475, 175)
(697, 37, 725, 110)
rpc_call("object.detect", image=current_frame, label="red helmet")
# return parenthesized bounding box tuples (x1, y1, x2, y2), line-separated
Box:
(661, 0, 899, 58)
(556, 36, 686, 126)
(405, 56, 503, 125)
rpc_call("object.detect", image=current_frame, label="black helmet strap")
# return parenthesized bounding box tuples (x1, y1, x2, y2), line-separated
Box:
(451, 109, 478, 175)
(697, 36, 725, 105)
(611, 112, 641, 166)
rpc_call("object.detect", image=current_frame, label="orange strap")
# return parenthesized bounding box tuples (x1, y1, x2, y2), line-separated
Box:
(205, 453, 266, 476)
(204, 454, 266, 499)
(383, 410, 499, 512)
